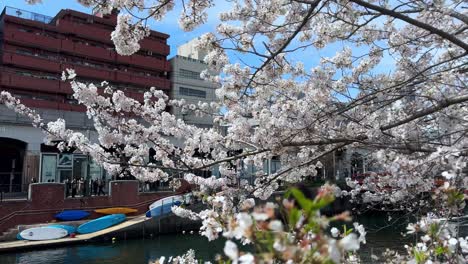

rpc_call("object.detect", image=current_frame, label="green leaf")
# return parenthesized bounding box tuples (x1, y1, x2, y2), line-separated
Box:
(286, 188, 314, 213)
(288, 207, 301, 229)
(413, 248, 427, 264)
(343, 224, 353, 236)
(435, 246, 448, 256)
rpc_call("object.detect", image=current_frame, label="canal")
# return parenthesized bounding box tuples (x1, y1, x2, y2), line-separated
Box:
(0, 213, 431, 263)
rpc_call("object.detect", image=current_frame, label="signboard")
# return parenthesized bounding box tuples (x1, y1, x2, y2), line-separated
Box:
(57, 154, 73, 168)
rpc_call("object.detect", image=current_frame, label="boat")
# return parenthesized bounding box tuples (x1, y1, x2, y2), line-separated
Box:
(16, 233, 23, 240)
(94, 207, 138, 215)
(149, 195, 184, 210)
(55, 210, 90, 221)
(77, 214, 126, 234)
(48, 224, 76, 235)
(146, 196, 183, 218)
(20, 226, 68, 241)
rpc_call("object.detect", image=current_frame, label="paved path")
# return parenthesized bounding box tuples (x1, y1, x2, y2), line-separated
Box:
(0, 214, 148, 252)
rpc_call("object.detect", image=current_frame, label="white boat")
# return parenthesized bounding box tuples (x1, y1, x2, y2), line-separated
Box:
(20, 227, 68, 241)
(149, 195, 183, 210)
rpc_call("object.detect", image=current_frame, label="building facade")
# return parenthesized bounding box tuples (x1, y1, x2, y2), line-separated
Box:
(0, 6, 171, 192)
(169, 39, 218, 128)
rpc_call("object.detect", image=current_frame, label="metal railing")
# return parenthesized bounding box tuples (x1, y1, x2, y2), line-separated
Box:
(139, 181, 172, 193)
(65, 179, 109, 198)
(0, 183, 28, 193)
(0, 184, 29, 201)
(3, 6, 53, 24)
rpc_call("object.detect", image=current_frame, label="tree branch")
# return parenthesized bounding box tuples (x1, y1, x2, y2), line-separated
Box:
(349, 0, 468, 51)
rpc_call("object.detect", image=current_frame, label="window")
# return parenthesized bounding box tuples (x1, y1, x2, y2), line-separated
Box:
(16, 49, 33, 56)
(41, 154, 57, 183)
(18, 28, 34, 33)
(179, 69, 202, 80)
(179, 87, 206, 98)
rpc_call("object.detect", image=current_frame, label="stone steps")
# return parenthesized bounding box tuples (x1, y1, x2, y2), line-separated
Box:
(0, 227, 19, 242)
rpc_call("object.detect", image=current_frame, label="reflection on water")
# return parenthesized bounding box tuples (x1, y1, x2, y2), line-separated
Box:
(1, 213, 457, 264)
(0, 234, 225, 264)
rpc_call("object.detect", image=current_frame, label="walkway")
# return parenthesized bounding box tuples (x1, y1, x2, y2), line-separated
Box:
(0, 214, 149, 253)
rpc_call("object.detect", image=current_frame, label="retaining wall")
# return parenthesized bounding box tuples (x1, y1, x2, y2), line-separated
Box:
(0, 180, 190, 233)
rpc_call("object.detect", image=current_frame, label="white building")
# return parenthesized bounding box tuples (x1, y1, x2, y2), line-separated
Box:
(169, 39, 218, 128)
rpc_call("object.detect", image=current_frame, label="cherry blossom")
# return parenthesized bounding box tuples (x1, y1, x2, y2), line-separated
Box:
(3, 0, 467, 262)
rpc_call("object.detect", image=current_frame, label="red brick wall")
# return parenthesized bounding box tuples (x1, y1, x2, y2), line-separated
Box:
(0, 181, 181, 233)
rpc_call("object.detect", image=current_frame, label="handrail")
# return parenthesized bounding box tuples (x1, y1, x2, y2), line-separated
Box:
(3, 6, 53, 24)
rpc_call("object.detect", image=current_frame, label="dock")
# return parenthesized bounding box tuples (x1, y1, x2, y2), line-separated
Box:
(0, 201, 204, 253)
(0, 214, 149, 253)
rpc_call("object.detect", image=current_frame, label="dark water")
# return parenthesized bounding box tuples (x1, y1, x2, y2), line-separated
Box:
(0, 214, 420, 264)
(0, 234, 225, 264)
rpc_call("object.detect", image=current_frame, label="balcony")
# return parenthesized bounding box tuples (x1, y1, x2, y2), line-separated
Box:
(56, 19, 112, 44)
(59, 81, 144, 102)
(0, 72, 64, 94)
(115, 72, 170, 90)
(61, 64, 114, 81)
(116, 54, 170, 71)
(140, 39, 170, 55)
(2, 53, 61, 72)
(3, 29, 62, 50)
(61, 39, 116, 62)
(20, 98, 86, 112)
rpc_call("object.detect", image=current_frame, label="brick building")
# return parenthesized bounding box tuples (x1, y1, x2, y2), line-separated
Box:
(0, 7, 171, 193)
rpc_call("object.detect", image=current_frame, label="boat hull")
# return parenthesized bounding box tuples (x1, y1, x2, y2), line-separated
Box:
(94, 207, 138, 215)
(48, 224, 76, 234)
(146, 201, 182, 218)
(55, 210, 90, 221)
(149, 195, 183, 210)
(20, 227, 68, 241)
(77, 214, 126, 234)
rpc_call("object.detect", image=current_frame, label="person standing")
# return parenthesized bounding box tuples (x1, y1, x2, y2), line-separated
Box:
(65, 179, 70, 197)
(92, 179, 98, 196)
(71, 178, 77, 198)
(98, 179, 105, 196)
(78, 178, 84, 196)
(83, 178, 87, 196)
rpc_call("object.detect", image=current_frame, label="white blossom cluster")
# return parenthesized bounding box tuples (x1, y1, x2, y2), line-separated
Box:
(111, 14, 149, 55)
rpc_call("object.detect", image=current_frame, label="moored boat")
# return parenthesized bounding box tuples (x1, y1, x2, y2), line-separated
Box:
(20, 227, 68, 241)
(48, 224, 77, 235)
(149, 195, 183, 210)
(77, 214, 126, 234)
(94, 207, 138, 215)
(146, 196, 183, 218)
(55, 210, 90, 221)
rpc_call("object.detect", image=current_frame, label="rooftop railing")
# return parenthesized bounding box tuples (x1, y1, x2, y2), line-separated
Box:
(2, 6, 53, 24)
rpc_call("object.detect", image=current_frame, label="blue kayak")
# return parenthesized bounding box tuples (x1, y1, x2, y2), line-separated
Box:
(146, 200, 182, 218)
(55, 210, 90, 221)
(77, 214, 126, 234)
(48, 224, 76, 235)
